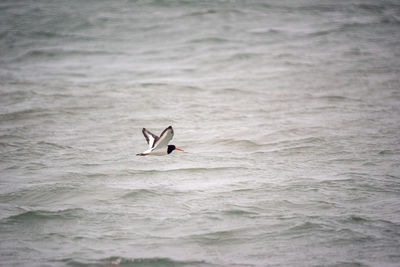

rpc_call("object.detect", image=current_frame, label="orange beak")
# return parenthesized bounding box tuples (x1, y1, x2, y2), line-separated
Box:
(175, 147, 184, 152)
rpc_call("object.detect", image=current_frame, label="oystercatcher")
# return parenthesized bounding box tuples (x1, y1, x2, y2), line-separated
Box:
(137, 126, 184, 156)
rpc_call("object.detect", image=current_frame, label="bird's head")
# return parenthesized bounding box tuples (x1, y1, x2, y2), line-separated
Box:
(167, 145, 184, 154)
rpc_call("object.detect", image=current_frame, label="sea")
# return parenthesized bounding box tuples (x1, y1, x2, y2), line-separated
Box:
(1, 0, 400, 266)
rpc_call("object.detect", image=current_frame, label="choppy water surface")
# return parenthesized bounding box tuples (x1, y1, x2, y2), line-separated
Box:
(1, 0, 400, 266)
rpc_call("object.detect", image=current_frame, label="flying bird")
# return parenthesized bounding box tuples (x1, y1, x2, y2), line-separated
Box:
(137, 126, 184, 156)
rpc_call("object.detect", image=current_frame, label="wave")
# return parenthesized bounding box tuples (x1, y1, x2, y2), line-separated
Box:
(65, 256, 209, 267)
(222, 209, 258, 217)
(213, 87, 247, 94)
(5, 208, 85, 222)
(138, 82, 204, 93)
(188, 36, 230, 44)
(12, 48, 127, 62)
(185, 225, 260, 246)
(179, 8, 245, 19)
(184, 9, 219, 17)
(249, 28, 283, 35)
(306, 15, 400, 39)
(288, 221, 327, 232)
(257, 137, 326, 154)
(36, 141, 72, 150)
(379, 149, 399, 156)
(315, 95, 363, 103)
(1, 30, 95, 43)
(121, 189, 158, 199)
(129, 166, 249, 175)
(214, 139, 261, 148)
(0, 107, 51, 120)
(342, 215, 369, 223)
(0, 134, 24, 140)
(229, 52, 265, 61)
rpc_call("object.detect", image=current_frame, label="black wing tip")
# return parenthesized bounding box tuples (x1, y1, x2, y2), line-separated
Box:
(142, 128, 150, 144)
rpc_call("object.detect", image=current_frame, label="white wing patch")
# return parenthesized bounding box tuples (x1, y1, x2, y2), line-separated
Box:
(142, 128, 158, 149)
(152, 126, 174, 150)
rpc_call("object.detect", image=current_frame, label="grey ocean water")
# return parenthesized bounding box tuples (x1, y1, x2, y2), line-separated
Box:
(1, 0, 400, 266)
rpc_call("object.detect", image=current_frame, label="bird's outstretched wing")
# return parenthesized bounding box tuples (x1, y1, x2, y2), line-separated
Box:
(152, 126, 174, 150)
(142, 128, 159, 149)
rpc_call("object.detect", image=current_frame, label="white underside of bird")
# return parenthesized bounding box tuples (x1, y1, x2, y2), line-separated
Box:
(140, 147, 169, 156)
